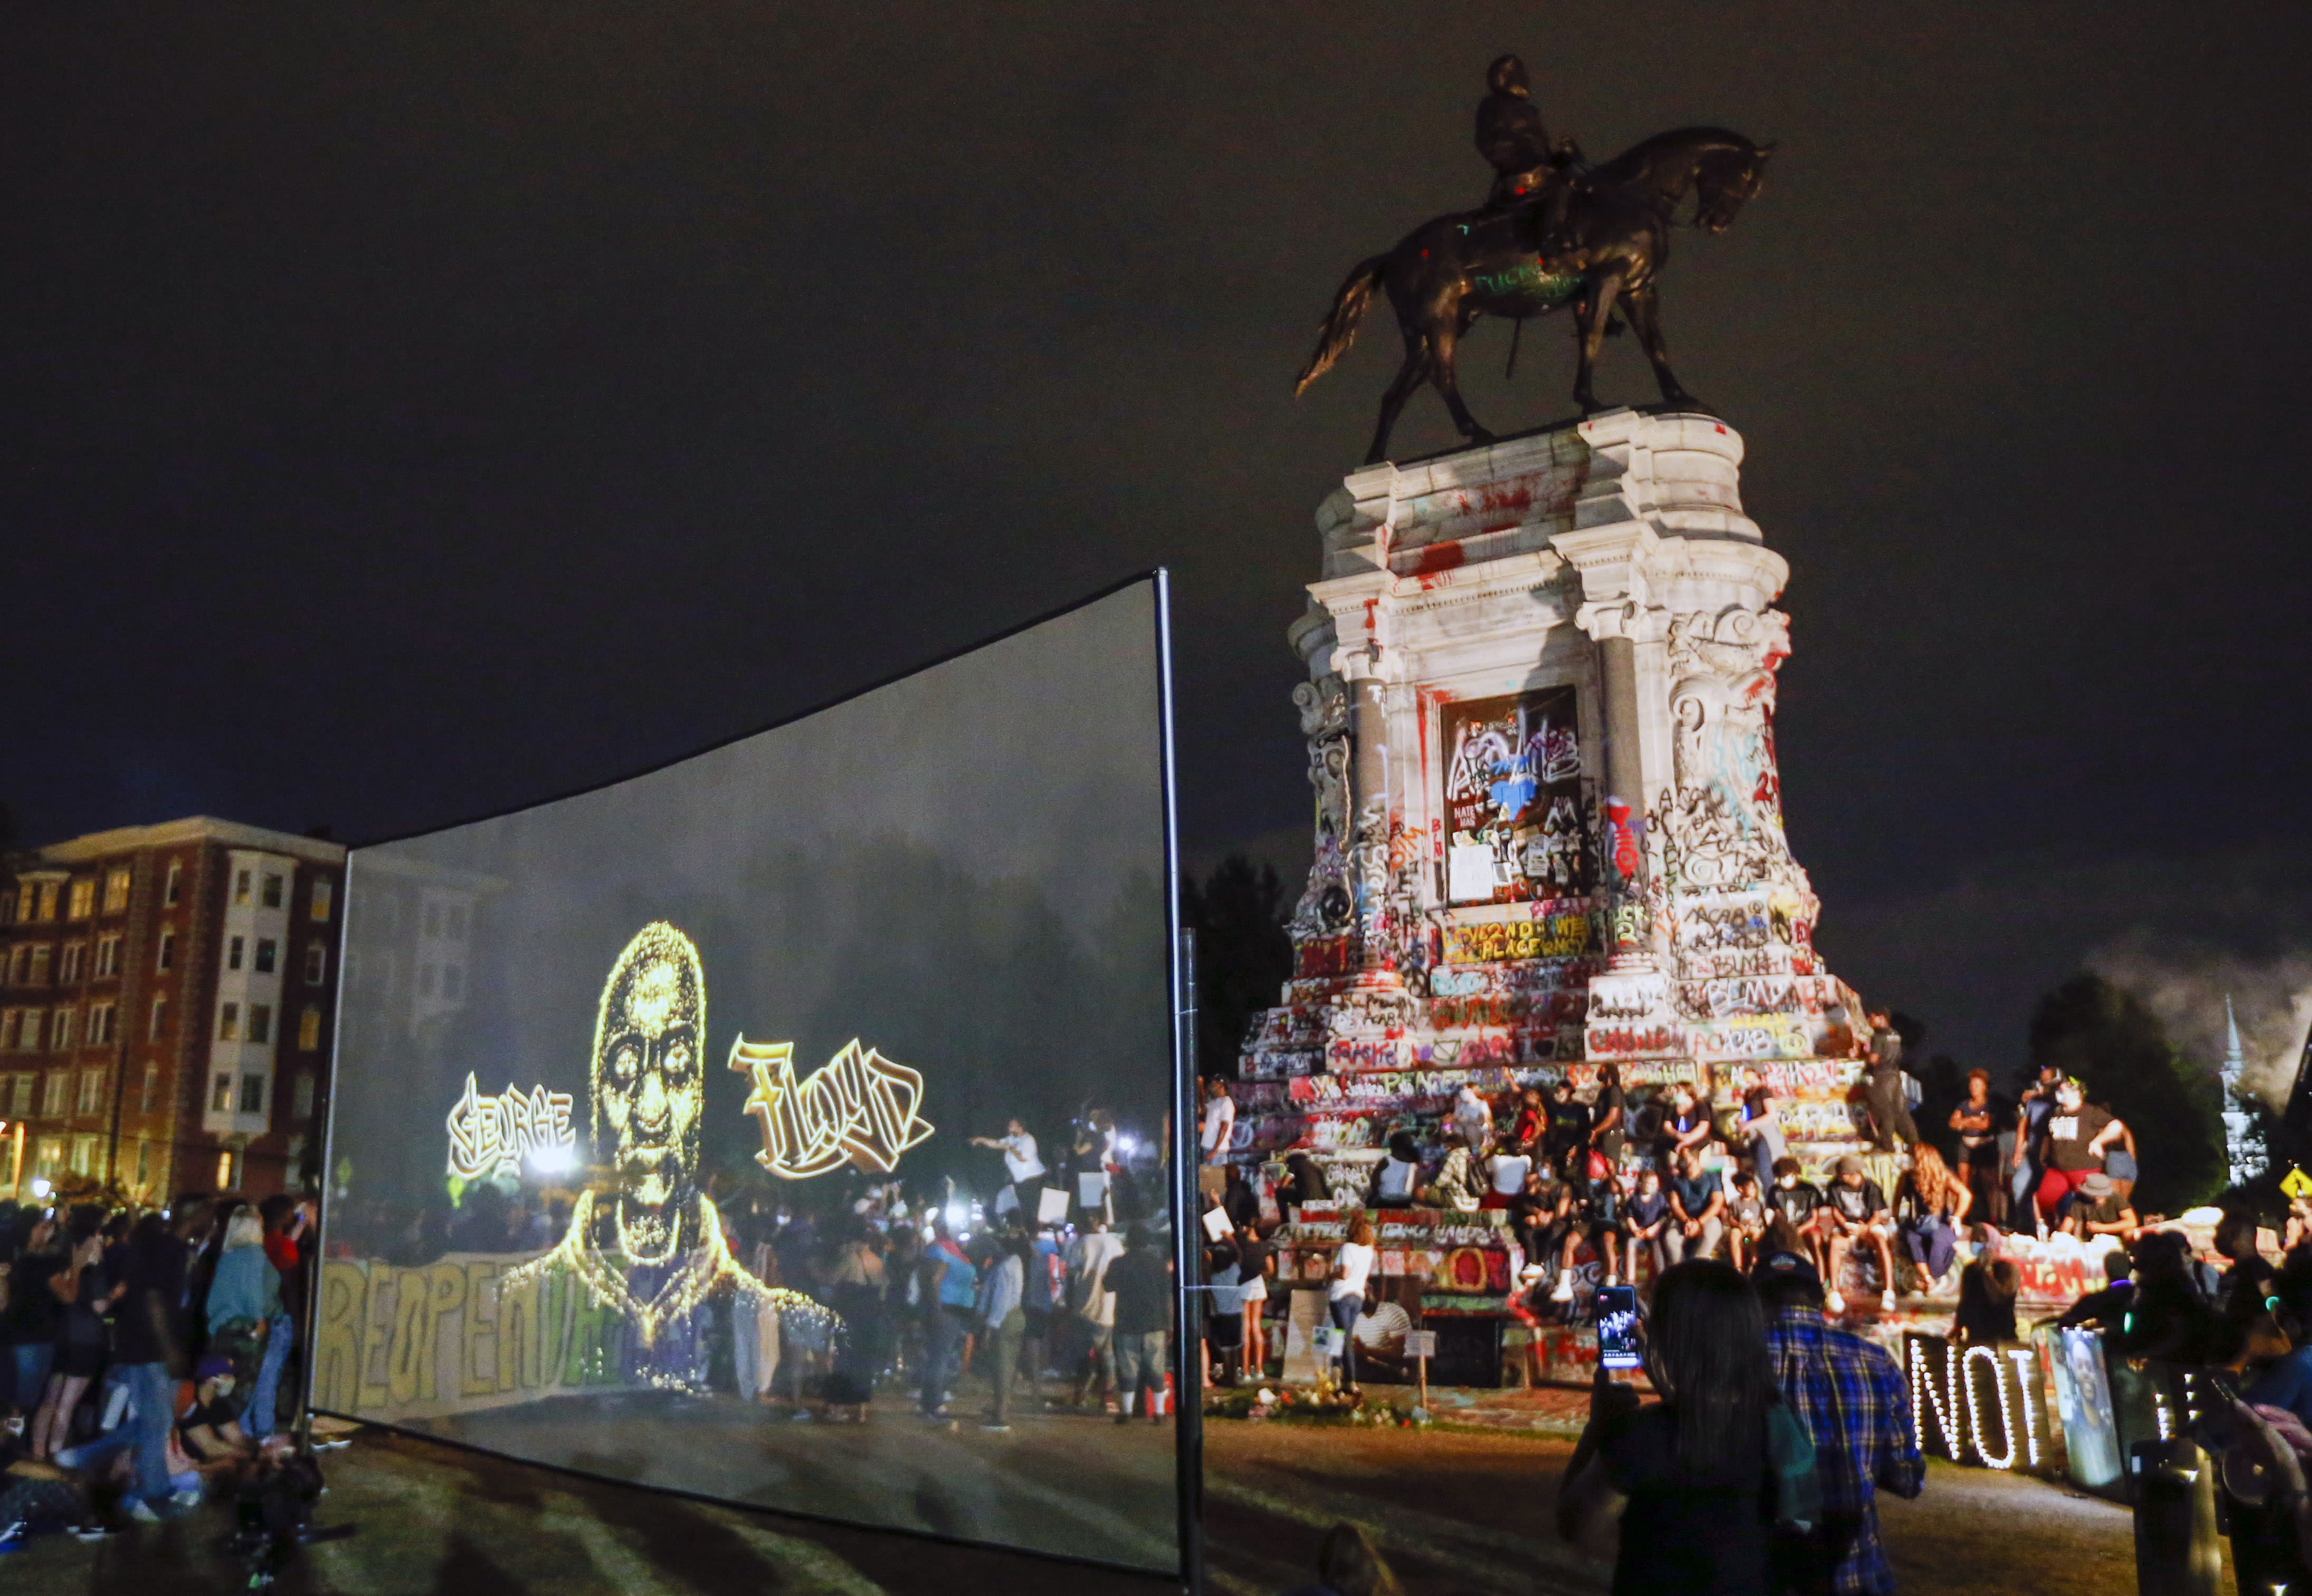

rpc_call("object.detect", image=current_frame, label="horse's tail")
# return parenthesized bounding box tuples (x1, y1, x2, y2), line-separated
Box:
(1294, 254, 1387, 396)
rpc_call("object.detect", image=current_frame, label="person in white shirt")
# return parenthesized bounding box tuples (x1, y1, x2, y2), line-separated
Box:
(1201, 1080, 1236, 1164)
(971, 1119, 1046, 1214)
(1487, 1148, 1533, 1205)
(1327, 1214, 1379, 1395)
(1067, 1217, 1126, 1409)
(1374, 1130, 1422, 1208)
(1452, 1085, 1495, 1152)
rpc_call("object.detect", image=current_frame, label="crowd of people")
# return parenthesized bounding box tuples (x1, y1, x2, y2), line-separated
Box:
(1222, 1014, 2163, 1335)
(0, 1191, 315, 1532)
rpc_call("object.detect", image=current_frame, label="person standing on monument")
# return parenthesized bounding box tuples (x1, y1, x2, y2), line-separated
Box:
(1588, 1063, 1628, 1167)
(1859, 1013, 1918, 1152)
(1947, 1069, 2007, 1229)
(2009, 1060, 2063, 1233)
(1200, 1079, 1236, 1165)
(1452, 1082, 1495, 1152)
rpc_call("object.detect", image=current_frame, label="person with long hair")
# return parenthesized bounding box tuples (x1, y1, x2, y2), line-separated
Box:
(1557, 1260, 1816, 1596)
(1897, 1142, 1972, 1295)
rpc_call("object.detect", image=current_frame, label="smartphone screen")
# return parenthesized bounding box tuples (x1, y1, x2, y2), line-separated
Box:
(1596, 1284, 1641, 1369)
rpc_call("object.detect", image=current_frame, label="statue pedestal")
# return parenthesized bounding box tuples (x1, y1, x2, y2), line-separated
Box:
(1241, 409, 1876, 1199)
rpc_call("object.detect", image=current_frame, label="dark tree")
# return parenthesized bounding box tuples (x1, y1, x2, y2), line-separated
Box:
(1182, 855, 1292, 1081)
(2028, 973, 2227, 1215)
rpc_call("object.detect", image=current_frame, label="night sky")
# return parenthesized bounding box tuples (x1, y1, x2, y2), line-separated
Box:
(5, 5, 2308, 1074)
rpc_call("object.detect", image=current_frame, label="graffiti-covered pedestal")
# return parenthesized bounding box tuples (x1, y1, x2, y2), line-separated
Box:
(1235, 410, 1886, 1362)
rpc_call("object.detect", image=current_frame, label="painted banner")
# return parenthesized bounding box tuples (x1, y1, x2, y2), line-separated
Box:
(312, 1253, 635, 1423)
(1439, 686, 1591, 907)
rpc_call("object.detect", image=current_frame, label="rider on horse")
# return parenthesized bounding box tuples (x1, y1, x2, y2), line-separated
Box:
(1474, 54, 1582, 246)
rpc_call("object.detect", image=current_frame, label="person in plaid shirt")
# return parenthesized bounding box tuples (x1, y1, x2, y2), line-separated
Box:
(1755, 1250, 1924, 1595)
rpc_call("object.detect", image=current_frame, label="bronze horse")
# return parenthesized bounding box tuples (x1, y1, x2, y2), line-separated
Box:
(1296, 127, 1774, 463)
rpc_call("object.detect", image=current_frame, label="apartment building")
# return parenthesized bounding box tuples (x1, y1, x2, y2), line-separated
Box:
(0, 815, 345, 1203)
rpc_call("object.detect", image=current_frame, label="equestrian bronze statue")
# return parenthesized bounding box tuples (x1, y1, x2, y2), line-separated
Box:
(1296, 63, 1774, 464)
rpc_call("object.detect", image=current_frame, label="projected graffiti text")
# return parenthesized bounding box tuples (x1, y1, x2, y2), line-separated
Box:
(731, 1036, 934, 1179)
(446, 1072, 578, 1181)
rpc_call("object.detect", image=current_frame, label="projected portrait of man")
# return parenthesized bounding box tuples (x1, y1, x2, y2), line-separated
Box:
(507, 922, 833, 1380)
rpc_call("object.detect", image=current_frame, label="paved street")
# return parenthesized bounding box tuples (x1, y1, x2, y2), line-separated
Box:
(7, 1408, 2154, 1595)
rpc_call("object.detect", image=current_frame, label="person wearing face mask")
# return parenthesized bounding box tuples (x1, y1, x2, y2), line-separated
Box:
(2033, 1076, 2125, 1230)
(1763, 1157, 1825, 1278)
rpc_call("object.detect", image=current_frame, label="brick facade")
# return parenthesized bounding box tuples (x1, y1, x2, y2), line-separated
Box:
(0, 815, 344, 1204)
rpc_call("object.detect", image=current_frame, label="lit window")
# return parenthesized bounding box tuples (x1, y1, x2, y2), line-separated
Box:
(89, 1002, 114, 1044)
(164, 861, 182, 907)
(12, 885, 30, 922)
(29, 946, 51, 984)
(148, 996, 166, 1041)
(212, 1072, 233, 1111)
(103, 868, 131, 914)
(310, 879, 333, 922)
(298, 1005, 321, 1051)
(43, 1070, 68, 1116)
(216, 1150, 236, 1190)
(141, 1060, 159, 1113)
(60, 943, 84, 982)
(262, 873, 283, 909)
(66, 879, 94, 920)
(235, 870, 252, 905)
(228, 936, 245, 972)
(254, 938, 277, 975)
(8, 1073, 32, 1116)
(240, 1073, 267, 1116)
(50, 1008, 74, 1051)
(249, 1004, 272, 1045)
(71, 1134, 97, 1177)
(135, 1138, 151, 1186)
(34, 1137, 61, 1181)
(293, 1070, 316, 1120)
(95, 935, 120, 976)
(156, 930, 176, 972)
(305, 943, 327, 985)
(36, 882, 59, 920)
(1, 1009, 15, 1049)
(22, 1010, 42, 1050)
(218, 1002, 241, 1042)
(77, 1068, 103, 1115)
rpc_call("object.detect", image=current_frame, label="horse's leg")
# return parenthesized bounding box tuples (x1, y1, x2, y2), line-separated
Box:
(1624, 286, 1704, 412)
(1364, 328, 1429, 466)
(1430, 306, 1495, 448)
(1573, 272, 1624, 413)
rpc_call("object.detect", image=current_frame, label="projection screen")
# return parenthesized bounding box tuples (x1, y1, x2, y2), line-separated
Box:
(313, 576, 1187, 1574)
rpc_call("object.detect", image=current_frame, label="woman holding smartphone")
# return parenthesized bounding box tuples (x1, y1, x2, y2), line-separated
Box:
(1557, 1261, 1819, 1595)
